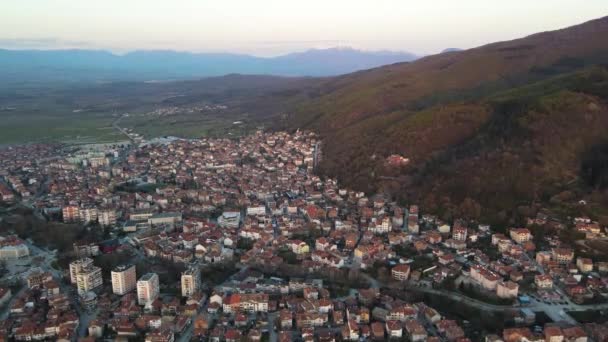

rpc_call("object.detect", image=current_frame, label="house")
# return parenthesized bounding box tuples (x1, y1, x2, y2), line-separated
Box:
(544, 326, 564, 342)
(386, 320, 403, 338)
(552, 248, 574, 265)
(404, 320, 427, 342)
(563, 326, 587, 342)
(280, 310, 293, 329)
(342, 319, 359, 341)
(535, 274, 553, 289)
(289, 240, 310, 255)
(371, 322, 385, 341)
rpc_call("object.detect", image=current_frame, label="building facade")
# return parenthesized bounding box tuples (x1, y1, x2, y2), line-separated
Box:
(137, 273, 160, 306)
(111, 264, 137, 295)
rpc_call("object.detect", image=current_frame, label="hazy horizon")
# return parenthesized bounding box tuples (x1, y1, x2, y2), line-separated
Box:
(1, 1, 607, 57)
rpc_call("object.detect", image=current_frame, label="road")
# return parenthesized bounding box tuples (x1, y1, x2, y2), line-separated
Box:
(396, 282, 608, 322)
(177, 263, 252, 342)
(112, 114, 134, 143)
(23, 241, 96, 338)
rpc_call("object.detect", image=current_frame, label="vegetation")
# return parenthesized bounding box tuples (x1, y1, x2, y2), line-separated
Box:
(0, 207, 104, 253)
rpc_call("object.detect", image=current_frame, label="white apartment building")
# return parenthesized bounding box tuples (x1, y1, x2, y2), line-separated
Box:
(111, 264, 137, 295)
(181, 265, 201, 297)
(76, 265, 103, 295)
(98, 210, 117, 227)
(69, 258, 94, 284)
(137, 273, 159, 306)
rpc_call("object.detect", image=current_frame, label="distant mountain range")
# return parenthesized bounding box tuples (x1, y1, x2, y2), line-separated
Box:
(0, 47, 418, 84)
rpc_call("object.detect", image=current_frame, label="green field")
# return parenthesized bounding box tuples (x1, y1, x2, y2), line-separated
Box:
(0, 108, 124, 145)
(0, 75, 305, 145)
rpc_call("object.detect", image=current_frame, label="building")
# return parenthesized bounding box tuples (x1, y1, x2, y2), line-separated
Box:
(27, 270, 53, 289)
(509, 228, 532, 244)
(73, 242, 100, 258)
(544, 326, 564, 342)
(246, 205, 266, 216)
(98, 210, 117, 227)
(535, 274, 553, 289)
(79, 207, 98, 224)
(0, 241, 29, 260)
(452, 226, 468, 242)
(576, 257, 593, 273)
(470, 265, 500, 290)
(76, 265, 103, 295)
(137, 273, 160, 306)
(218, 211, 241, 228)
(223, 293, 269, 313)
(552, 248, 574, 265)
(181, 265, 201, 297)
(111, 264, 137, 295)
(69, 258, 94, 284)
(148, 212, 182, 229)
(62, 205, 80, 222)
(391, 264, 411, 281)
(496, 281, 519, 299)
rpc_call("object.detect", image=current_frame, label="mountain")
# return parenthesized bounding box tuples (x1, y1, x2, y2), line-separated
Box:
(441, 48, 462, 53)
(0, 47, 417, 85)
(276, 16, 608, 226)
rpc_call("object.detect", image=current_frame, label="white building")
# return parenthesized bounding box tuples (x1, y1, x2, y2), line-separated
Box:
(181, 265, 201, 297)
(218, 211, 241, 228)
(76, 265, 103, 295)
(98, 210, 117, 227)
(137, 273, 159, 306)
(69, 258, 94, 284)
(79, 207, 99, 224)
(246, 205, 266, 216)
(111, 264, 137, 295)
(0, 243, 29, 260)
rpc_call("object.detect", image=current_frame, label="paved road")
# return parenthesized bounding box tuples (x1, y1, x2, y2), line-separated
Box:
(23, 242, 96, 338)
(112, 114, 134, 143)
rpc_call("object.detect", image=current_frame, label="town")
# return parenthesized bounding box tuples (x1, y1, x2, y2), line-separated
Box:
(1, 130, 608, 342)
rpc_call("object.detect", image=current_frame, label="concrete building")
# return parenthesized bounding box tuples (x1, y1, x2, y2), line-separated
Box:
(452, 226, 468, 242)
(470, 265, 500, 290)
(98, 210, 117, 227)
(73, 242, 100, 258)
(0, 243, 29, 260)
(576, 257, 593, 273)
(148, 212, 182, 229)
(552, 248, 574, 265)
(510, 228, 532, 244)
(62, 205, 80, 222)
(79, 207, 99, 224)
(535, 274, 553, 289)
(111, 264, 137, 295)
(181, 265, 201, 297)
(76, 265, 103, 295)
(496, 281, 519, 299)
(137, 273, 159, 306)
(69, 258, 94, 284)
(218, 211, 241, 228)
(391, 264, 411, 281)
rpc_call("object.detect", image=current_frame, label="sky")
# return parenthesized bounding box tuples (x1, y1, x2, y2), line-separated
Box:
(0, 0, 606, 56)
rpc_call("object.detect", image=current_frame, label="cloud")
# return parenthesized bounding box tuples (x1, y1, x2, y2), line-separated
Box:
(0, 38, 94, 49)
